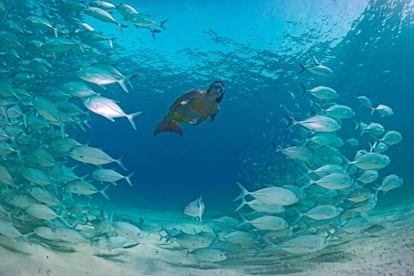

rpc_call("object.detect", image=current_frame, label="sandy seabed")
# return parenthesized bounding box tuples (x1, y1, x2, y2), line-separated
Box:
(1, 197, 414, 276)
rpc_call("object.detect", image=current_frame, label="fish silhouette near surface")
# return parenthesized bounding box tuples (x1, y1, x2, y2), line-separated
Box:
(154, 81, 225, 136)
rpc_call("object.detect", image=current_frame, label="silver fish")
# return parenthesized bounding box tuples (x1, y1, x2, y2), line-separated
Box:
(113, 221, 143, 240)
(24, 15, 58, 37)
(377, 174, 403, 193)
(271, 235, 328, 254)
(65, 180, 110, 200)
(289, 115, 341, 132)
(303, 173, 353, 190)
(189, 248, 227, 263)
(299, 57, 334, 77)
(241, 214, 288, 231)
(235, 182, 298, 206)
(306, 164, 345, 177)
(62, 81, 99, 98)
(92, 168, 134, 186)
(124, 13, 168, 30)
(26, 186, 61, 206)
(83, 95, 142, 130)
(69, 145, 126, 170)
(349, 152, 390, 170)
(300, 83, 338, 101)
(357, 170, 379, 184)
(370, 141, 388, 153)
(299, 205, 343, 221)
(117, 3, 140, 17)
(90, 1, 116, 10)
(26, 203, 59, 221)
(346, 188, 374, 203)
(346, 137, 360, 147)
(323, 104, 355, 119)
(371, 104, 393, 117)
(235, 197, 285, 214)
(0, 164, 14, 186)
(78, 63, 137, 93)
(276, 145, 312, 161)
(84, 7, 125, 32)
(379, 130, 402, 145)
(355, 95, 373, 109)
(308, 132, 341, 146)
(184, 195, 205, 222)
(0, 219, 24, 239)
(360, 122, 385, 136)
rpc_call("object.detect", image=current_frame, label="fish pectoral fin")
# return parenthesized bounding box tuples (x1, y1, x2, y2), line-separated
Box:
(98, 114, 115, 122)
(154, 120, 183, 136)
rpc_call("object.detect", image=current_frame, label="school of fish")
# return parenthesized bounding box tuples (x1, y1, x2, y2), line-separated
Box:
(0, 0, 405, 271)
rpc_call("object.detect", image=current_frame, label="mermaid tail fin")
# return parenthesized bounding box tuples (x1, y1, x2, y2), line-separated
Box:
(154, 120, 183, 136)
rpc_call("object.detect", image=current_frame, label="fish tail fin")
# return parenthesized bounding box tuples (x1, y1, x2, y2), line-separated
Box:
(299, 82, 307, 96)
(311, 56, 320, 65)
(116, 154, 128, 171)
(117, 23, 128, 34)
(235, 196, 247, 212)
(239, 213, 249, 225)
(125, 172, 134, 187)
(59, 216, 75, 228)
(149, 28, 157, 40)
(368, 141, 375, 152)
(291, 207, 304, 226)
(53, 27, 58, 38)
(118, 78, 130, 93)
(100, 184, 111, 200)
(126, 111, 143, 130)
(160, 19, 168, 30)
(300, 181, 312, 191)
(234, 182, 249, 201)
(118, 73, 138, 93)
(342, 155, 351, 165)
(154, 120, 183, 136)
(298, 63, 306, 73)
(354, 120, 360, 131)
(284, 113, 296, 129)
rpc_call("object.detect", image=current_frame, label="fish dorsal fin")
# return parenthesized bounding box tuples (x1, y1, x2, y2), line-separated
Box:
(312, 56, 320, 65)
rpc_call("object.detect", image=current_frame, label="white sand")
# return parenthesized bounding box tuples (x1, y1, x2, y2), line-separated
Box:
(1, 198, 413, 276)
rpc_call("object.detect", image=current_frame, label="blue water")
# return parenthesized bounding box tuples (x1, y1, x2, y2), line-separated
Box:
(0, 1, 413, 274)
(74, 0, 414, 212)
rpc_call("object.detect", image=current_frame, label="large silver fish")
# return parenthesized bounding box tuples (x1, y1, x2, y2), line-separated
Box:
(83, 95, 142, 130)
(288, 114, 341, 133)
(299, 57, 334, 77)
(349, 152, 390, 170)
(78, 63, 137, 93)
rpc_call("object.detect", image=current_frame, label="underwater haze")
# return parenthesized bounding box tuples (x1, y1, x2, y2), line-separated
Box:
(1, 0, 414, 275)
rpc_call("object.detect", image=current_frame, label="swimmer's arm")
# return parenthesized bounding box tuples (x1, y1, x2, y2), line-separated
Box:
(210, 114, 216, 122)
(170, 90, 204, 111)
(192, 111, 218, 125)
(194, 115, 209, 125)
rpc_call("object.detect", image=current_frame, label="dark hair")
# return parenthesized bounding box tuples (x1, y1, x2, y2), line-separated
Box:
(208, 80, 225, 93)
(208, 81, 225, 103)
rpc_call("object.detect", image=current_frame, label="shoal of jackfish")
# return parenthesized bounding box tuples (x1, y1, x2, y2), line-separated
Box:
(0, 0, 405, 269)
